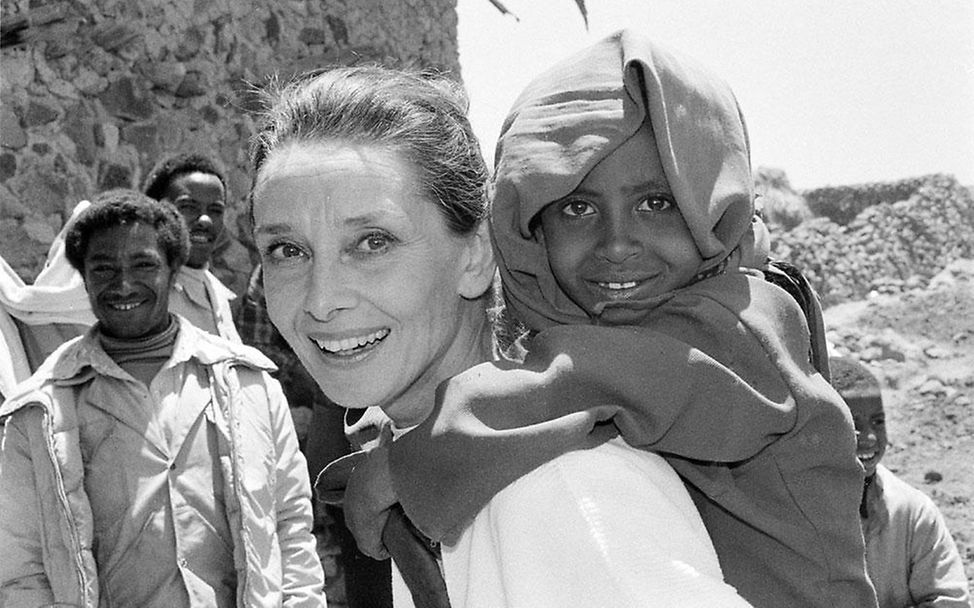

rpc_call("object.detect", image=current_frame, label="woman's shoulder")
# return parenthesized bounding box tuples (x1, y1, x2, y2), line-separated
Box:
(492, 438, 686, 509)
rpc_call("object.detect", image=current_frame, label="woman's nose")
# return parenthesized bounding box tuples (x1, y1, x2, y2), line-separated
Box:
(597, 217, 641, 264)
(304, 259, 359, 322)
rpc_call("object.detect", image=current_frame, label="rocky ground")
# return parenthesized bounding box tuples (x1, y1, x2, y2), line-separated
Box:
(825, 258, 974, 587)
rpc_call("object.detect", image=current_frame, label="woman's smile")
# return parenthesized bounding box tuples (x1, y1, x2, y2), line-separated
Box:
(309, 328, 391, 358)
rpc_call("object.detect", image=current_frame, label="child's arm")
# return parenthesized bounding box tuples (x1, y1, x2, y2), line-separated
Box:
(388, 273, 818, 541)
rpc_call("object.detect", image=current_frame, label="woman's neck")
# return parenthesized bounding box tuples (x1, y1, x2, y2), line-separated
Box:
(383, 300, 493, 428)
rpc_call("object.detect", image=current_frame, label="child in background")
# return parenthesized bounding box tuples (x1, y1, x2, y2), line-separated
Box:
(830, 357, 971, 608)
(346, 29, 878, 608)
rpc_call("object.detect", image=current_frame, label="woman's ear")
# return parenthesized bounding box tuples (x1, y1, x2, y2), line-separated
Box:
(457, 221, 496, 299)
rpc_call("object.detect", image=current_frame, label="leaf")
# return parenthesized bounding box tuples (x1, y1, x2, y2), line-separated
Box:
(487, 0, 520, 21)
(574, 0, 589, 28)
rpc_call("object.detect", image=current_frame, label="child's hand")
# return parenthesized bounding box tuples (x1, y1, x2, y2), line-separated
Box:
(343, 443, 397, 559)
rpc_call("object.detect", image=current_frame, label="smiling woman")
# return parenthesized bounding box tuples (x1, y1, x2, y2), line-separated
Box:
(251, 139, 492, 425)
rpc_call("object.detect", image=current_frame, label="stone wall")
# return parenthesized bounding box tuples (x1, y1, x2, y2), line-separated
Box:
(0, 0, 460, 294)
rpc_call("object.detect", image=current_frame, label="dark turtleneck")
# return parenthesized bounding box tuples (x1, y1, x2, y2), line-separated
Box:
(98, 314, 179, 387)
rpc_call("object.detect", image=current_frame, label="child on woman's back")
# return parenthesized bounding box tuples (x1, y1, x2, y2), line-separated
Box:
(347, 29, 878, 608)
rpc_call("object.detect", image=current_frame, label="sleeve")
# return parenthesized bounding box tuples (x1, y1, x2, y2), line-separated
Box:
(0, 413, 58, 607)
(265, 376, 328, 607)
(906, 495, 971, 607)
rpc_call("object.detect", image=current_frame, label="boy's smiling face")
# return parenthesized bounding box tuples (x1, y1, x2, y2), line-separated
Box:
(538, 122, 702, 325)
(163, 171, 226, 269)
(844, 392, 887, 478)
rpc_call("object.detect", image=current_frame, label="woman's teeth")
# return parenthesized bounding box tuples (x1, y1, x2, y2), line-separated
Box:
(858, 450, 878, 461)
(314, 329, 390, 354)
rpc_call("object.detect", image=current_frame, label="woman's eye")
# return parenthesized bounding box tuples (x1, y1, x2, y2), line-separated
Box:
(637, 196, 674, 212)
(354, 231, 395, 254)
(560, 201, 595, 217)
(265, 242, 305, 262)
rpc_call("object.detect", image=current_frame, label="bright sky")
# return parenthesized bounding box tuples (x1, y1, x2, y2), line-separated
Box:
(456, 0, 974, 190)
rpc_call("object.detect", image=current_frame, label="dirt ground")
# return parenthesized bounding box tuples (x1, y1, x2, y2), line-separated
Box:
(824, 258, 974, 588)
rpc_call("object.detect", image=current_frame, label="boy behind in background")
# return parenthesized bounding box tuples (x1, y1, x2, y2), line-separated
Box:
(831, 356, 970, 608)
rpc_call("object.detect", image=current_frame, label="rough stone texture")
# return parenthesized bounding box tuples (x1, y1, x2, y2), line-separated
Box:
(1, 0, 460, 295)
(802, 175, 939, 227)
(771, 174, 974, 308)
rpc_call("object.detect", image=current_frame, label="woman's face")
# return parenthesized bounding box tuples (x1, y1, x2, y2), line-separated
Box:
(251, 140, 489, 423)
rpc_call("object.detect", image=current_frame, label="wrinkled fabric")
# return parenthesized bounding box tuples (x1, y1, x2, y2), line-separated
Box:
(392, 274, 875, 607)
(388, 30, 876, 608)
(0, 304, 29, 400)
(863, 465, 970, 608)
(443, 437, 752, 608)
(0, 317, 325, 608)
(0, 201, 96, 328)
(170, 265, 241, 343)
(490, 28, 754, 331)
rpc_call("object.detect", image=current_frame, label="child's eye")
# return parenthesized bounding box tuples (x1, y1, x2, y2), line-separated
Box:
(264, 241, 306, 263)
(560, 201, 595, 218)
(636, 196, 674, 212)
(354, 231, 397, 254)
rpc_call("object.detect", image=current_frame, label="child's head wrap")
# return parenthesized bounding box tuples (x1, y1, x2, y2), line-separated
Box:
(491, 29, 755, 330)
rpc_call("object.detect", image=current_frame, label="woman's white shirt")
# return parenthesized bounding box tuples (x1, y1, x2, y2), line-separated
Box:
(440, 436, 753, 608)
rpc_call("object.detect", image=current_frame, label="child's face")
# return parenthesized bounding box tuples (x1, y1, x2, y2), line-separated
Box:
(538, 123, 702, 325)
(845, 393, 887, 477)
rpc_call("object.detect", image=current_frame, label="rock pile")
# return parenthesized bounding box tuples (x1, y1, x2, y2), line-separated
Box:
(770, 174, 974, 307)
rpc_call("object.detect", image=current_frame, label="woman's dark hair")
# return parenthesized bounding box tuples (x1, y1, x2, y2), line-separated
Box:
(64, 188, 190, 274)
(249, 65, 488, 235)
(142, 152, 229, 201)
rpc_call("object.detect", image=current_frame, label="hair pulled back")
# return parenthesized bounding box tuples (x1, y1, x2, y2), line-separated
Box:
(250, 65, 488, 235)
